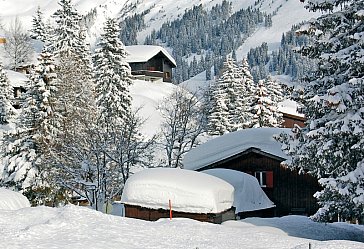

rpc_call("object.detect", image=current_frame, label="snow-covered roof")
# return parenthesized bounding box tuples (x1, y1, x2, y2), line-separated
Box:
(278, 99, 304, 118)
(121, 168, 234, 214)
(202, 169, 275, 213)
(0, 188, 30, 210)
(5, 70, 30, 88)
(183, 128, 290, 171)
(125, 45, 177, 67)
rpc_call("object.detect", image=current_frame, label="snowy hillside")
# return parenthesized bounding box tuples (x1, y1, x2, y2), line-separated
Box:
(130, 80, 177, 137)
(1, 0, 318, 52)
(0, 205, 363, 248)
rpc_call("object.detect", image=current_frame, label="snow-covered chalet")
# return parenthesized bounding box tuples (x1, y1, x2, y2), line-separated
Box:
(125, 45, 176, 83)
(183, 128, 321, 217)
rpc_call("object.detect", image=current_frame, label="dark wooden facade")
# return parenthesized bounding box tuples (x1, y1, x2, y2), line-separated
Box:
(129, 51, 175, 83)
(124, 204, 236, 224)
(282, 113, 306, 128)
(197, 148, 320, 217)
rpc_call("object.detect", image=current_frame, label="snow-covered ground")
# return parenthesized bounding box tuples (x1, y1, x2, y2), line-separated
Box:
(0, 205, 363, 249)
(0, 188, 30, 210)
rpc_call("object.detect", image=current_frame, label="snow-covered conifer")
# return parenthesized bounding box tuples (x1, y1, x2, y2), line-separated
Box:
(51, 0, 83, 54)
(277, 0, 364, 222)
(250, 78, 282, 128)
(93, 18, 133, 125)
(208, 56, 256, 135)
(31, 6, 46, 41)
(0, 64, 16, 124)
(1, 51, 57, 196)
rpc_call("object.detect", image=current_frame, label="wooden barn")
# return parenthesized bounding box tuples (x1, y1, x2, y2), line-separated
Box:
(183, 128, 321, 217)
(121, 168, 236, 224)
(125, 45, 176, 83)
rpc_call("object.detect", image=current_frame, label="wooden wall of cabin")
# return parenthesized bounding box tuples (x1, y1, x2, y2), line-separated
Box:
(282, 113, 306, 128)
(203, 151, 320, 217)
(124, 204, 235, 223)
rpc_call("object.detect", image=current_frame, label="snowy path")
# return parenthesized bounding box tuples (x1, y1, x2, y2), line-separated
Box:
(0, 205, 363, 249)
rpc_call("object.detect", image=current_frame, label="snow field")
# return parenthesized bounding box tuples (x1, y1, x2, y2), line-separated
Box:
(0, 205, 363, 249)
(0, 188, 30, 210)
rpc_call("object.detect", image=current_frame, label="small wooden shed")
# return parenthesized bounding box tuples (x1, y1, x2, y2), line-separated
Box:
(121, 168, 235, 224)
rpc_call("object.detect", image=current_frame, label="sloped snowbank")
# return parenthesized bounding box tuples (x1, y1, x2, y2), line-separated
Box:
(0, 188, 30, 210)
(0, 205, 363, 249)
(121, 168, 234, 213)
(203, 169, 275, 213)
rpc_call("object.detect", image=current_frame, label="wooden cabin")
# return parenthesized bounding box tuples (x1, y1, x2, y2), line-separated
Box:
(183, 128, 321, 217)
(279, 99, 306, 128)
(121, 168, 235, 224)
(282, 112, 306, 128)
(125, 45, 176, 83)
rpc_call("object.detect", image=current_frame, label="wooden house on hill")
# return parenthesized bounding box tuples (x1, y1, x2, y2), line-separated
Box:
(183, 128, 320, 217)
(125, 45, 176, 83)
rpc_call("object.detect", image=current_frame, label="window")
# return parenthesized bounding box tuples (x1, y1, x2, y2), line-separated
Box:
(164, 72, 171, 79)
(255, 171, 273, 188)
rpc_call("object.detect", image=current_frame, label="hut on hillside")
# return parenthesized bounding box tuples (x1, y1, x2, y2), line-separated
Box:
(121, 168, 235, 224)
(125, 45, 176, 83)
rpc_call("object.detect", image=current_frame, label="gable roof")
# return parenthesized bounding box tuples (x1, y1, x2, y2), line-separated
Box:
(183, 128, 290, 171)
(125, 45, 177, 67)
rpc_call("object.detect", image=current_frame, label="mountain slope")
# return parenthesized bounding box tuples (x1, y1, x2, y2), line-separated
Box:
(1, 0, 318, 53)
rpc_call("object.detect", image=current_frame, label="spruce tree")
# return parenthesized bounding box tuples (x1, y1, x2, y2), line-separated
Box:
(250, 78, 283, 128)
(0, 64, 16, 124)
(31, 6, 46, 41)
(1, 51, 57, 198)
(208, 56, 255, 135)
(93, 18, 133, 126)
(51, 0, 83, 54)
(277, 0, 364, 222)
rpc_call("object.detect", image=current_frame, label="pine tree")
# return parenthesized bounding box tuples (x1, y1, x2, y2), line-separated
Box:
(208, 56, 255, 135)
(31, 6, 46, 41)
(1, 51, 57, 197)
(51, 0, 83, 54)
(277, 0, 364, 222)
(0, 64, 16, 124)
(93, 18, 133, 126)
(250, 78, 283, 128)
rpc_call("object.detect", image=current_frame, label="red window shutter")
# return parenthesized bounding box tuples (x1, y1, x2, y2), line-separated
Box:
(266, 171, 274, 188)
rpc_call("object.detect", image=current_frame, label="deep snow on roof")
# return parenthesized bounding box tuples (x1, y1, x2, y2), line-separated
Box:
(5, 70, 30, 88)
(202, 169, 275, 213)
(0, 188, 30, 210)
(125, 45, 176, 67)
(121, 168, 234, 214)
(183, 128, 290, 171)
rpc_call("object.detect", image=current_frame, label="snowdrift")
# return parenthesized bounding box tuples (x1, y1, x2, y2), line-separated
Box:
(202, 169, 275, 213)
(121, 168, 234, 213)
(0, 188, 30, 210)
